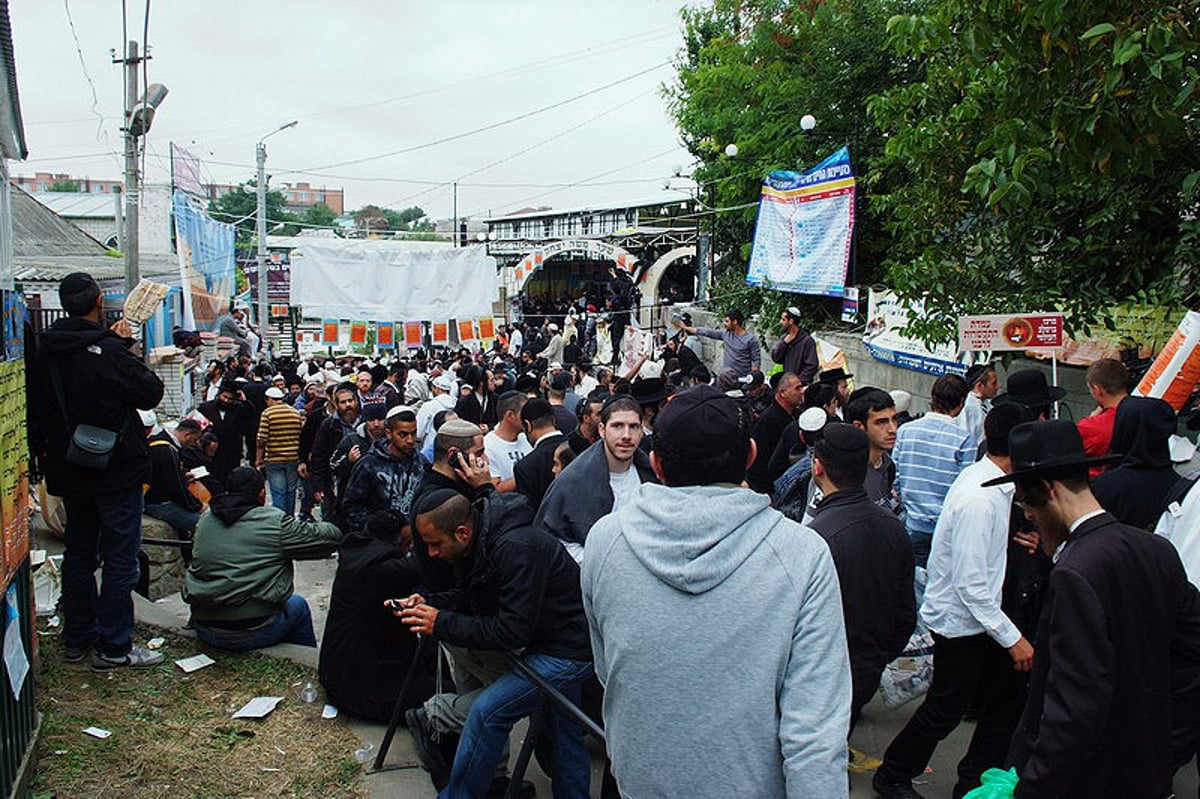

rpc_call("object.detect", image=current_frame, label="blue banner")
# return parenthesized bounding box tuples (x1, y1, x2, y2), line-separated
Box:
(746, 147, 856, 297)
(173, 190, 236, 330)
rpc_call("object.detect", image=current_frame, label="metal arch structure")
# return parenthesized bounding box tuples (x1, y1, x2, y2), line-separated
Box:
(636, 245, 696, 328)
(500, 238, 640, 297)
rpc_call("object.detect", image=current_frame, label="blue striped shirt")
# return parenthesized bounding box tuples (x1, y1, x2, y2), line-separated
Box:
(893, 412, 977, 534)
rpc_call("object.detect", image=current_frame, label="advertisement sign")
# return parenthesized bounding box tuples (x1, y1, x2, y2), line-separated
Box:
(349, 320, 367, 345)
(478, 317, 495, 340)
(457, 319, 477, 343)
(173, 190, 237, 329)
(863, 289, 972, 375)
(243, 249, 292, 305)
(376, 323, 395, 349)
(405, 321, 423, 348)
(321, 319, 339, 345)
(958, 314, 1065, 352)
(432, 322, 449, 345)
(842, 287, 859, 323)
(1134, 310, 1200, 411)
(746, 147, 856, 297)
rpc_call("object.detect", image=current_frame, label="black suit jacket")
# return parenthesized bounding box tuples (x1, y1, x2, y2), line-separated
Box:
(1010, 512, 1200, 798)
(196, 399, 253, 484)
(514, 432, 566, 510)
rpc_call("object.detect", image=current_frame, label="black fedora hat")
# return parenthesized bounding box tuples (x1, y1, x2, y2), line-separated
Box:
(981, 420, 1121, 486)
(993, 368, 1066, 408)
(817, 367, 853, 384)
(631, 377, 670, 405)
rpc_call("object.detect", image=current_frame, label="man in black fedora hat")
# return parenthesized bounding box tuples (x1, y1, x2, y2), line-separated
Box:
(980, 420, 1200, 798)
(993, 368, 1066, 420)
(196, 378, 255, 486)
(631, 376, 671, 452)
(817, 366, 853, 413)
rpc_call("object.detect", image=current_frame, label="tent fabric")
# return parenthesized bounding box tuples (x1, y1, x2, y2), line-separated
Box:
(289, 239, 498, 320)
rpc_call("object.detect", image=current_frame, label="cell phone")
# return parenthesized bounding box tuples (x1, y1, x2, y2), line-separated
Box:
(448, 447, 468, 470)
(384, 599, 404, 611)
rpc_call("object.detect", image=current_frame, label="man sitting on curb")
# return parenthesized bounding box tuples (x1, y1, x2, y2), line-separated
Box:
(184, 467, 341, 651)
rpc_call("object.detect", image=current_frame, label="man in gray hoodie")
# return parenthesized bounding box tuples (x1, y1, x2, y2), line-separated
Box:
(581, 384, 851, 797)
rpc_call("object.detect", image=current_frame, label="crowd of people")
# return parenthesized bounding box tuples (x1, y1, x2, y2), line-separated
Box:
(28, 271, 1200, 798)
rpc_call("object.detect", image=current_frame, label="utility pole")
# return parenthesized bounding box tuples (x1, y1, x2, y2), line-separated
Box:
(452, 181, 458, 247)
(121, 41, 140, 296)
(256, 139, 268, 337)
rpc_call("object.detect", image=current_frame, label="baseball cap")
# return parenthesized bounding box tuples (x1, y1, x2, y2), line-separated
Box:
(363, 404, 387, 421)
(265, 387, 286, 399)
(653, 384, 750, 461)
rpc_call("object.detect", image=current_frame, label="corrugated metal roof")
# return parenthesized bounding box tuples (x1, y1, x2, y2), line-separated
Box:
(31, 191, 120, 219)
(0, 0, 26, 160)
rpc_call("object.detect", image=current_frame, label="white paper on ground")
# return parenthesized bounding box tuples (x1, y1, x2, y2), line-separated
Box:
(82, 727, 112, 739)
(322, 704, 338, 719)
(4, 585, 29, 699)
(175, 654, 216, 673)
(233, 696, 283, 719)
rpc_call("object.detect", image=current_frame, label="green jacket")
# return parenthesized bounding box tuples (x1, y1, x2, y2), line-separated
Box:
(184, 495, 341, 622)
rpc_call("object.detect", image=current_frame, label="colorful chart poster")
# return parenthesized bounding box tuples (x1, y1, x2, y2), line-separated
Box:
(457, 319, 477, 343)
(747, 147, 856, 297)
(321, 319, 339, 345)
(432, 322, 449, 345)
(405, 322, 423, 348)
(349, 320, 367, 344)
(0, 291, 31, 592)
(478, 317, 495, 340)
(376, 323, 395, 349)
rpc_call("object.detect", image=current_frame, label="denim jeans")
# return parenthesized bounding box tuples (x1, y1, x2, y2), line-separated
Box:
(264, 462, 299, 516)
(61, 488, 144, 658)
(193, 593, 316, 652)
(440, 654, 593, 799)
(909, 529, 934, 570)
(144, 501, 200, 535)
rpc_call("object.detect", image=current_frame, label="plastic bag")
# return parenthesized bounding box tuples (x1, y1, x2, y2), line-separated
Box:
(963, 767, 1018, 798)
(878, 622, 935, 709)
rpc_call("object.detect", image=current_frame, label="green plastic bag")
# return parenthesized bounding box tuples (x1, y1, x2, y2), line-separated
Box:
(963, 767, 1019, 799)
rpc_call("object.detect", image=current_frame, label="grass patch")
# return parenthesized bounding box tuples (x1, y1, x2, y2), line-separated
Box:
(32, 621, 367, 798)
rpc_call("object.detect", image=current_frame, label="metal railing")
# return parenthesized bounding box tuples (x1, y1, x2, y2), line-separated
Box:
(1, 560, 38, 799)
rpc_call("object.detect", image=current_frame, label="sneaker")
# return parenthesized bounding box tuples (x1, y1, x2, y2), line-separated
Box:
(91, 645, 165, 672)
(63, 643, 91, 663)
(406, 707, 450, 788)
(872, 772, 926, 799)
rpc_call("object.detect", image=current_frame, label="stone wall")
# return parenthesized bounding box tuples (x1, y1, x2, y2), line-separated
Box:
(141, 516, 188, 601)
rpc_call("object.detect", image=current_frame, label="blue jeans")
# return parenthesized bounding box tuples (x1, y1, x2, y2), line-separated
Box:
(264, 462, 299, 516)
(910, 529, 934, 570)
(144, 501, 200, 535)
(440, 654, 593, 799)
(193, 593, 316, 651)
(61, 488, 144, 658)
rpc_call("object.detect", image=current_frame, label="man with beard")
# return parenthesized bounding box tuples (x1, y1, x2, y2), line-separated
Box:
(340, 406, 426, 532)
(535, 395, 657, 562)
(771, 305, 820, 386)
(308, 382, 360, 520)
(196, 380, 255, 485)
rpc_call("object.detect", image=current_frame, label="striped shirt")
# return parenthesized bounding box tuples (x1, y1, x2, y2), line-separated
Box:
(893, 411, 977, 534)
(257, 403, 304, 463)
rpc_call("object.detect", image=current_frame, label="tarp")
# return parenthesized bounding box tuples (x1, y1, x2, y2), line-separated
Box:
(747, 147, 856, 297)
(173, 190, 237, 330)
(289, 239, 497, 320)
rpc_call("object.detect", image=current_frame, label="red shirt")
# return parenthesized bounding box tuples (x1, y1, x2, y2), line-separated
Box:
(1077, 406, 1117, 477)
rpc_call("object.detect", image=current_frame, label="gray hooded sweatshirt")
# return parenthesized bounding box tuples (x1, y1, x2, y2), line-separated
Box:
(581, 483, 851, 798)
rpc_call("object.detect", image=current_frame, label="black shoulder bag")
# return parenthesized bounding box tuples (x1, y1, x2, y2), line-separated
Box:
(48, 360, 126, 470)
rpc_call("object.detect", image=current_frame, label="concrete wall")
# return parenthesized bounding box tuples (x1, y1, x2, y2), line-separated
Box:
(674, 303, 1094, 420)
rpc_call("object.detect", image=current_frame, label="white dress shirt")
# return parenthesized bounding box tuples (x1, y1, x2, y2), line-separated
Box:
(920, 456, 1022, 648)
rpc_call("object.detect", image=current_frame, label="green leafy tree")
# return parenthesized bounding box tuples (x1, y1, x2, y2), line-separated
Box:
(352, 204, 390, 233)
(208, 180, 299, 244)
(49, 180, 81, 192)
(868, 0, 1200, 344)
(668, 0, 930, 331)
(301, 202, 338, 229)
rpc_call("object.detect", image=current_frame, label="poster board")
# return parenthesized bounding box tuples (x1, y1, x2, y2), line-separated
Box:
(0, 291, 30, 591)
(958, 313, 1064, 351)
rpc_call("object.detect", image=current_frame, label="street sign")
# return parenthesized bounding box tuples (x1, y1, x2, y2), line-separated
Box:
(958, 313, 1064, 352)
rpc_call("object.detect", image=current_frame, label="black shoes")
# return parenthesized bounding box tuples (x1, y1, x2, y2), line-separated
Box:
(872, 772, 926, 799)
(406, 707, 451, 788)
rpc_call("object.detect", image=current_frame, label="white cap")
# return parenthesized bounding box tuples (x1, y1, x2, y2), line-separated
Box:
(889, 389, 913, 414)
(265, 387, 286, 399)
(548, 323, 559, 332)
(432, 374, 456, 392)
(271, 373, 285, 383)
(549, 361, 563, 371)
(798, 406, 828, 433)
(386, 404, 417, 421)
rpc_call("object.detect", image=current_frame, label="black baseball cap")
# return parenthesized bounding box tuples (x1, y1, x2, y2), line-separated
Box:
(653, 384, 750, 462)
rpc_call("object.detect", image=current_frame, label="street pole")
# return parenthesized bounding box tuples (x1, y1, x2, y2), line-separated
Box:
(122, 41, 139, 296)
(452, 182, 458, 248)
(256, 139, 268, 338)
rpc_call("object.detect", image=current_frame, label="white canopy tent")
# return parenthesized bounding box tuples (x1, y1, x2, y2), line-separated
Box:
(288, 238, 498, 320)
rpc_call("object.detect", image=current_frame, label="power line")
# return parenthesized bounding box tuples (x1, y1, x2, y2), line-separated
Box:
(292, 60, 671, 173)
(62, 0, 120, 167)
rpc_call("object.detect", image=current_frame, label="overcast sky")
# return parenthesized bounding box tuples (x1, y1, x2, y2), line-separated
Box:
(10, 1, 698, 221)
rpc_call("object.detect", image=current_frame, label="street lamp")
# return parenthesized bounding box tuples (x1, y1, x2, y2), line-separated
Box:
(256, 120, 298, 340)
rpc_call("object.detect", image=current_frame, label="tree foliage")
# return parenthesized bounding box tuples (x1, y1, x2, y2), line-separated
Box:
(668, 0, 930, 332)
(49, 180, 81, 192)
(868, 0, 1200, 343)
(301, 202, 338, 229)
(351, 204, 430, 232)
(208, 180, 299, 244)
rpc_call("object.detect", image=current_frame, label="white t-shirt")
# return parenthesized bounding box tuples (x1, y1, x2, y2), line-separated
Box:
(609, 467, 642, 513)
(484, 431, 533, 482)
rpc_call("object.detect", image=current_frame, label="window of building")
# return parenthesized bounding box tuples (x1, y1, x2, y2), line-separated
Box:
(298, 192, 310, 202)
